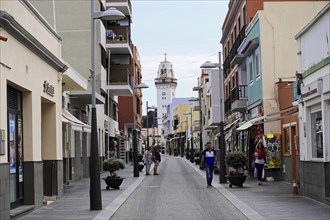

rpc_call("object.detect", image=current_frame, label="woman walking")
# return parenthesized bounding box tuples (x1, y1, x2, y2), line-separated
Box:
(254, 143, 267, 185)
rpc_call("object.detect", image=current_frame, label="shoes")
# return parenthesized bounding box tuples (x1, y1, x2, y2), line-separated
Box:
(207, 184, 212, 188)
(146, 173, 150, 175)
(258, 181, 262, 185)
(154, 173, 159, 175)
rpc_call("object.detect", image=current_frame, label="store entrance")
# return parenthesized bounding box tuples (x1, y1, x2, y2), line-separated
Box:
(7, 86, 24, 209)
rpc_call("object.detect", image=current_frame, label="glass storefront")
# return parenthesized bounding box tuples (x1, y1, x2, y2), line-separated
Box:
(7, 86, 24, 208)
(311, 111, 323, 158)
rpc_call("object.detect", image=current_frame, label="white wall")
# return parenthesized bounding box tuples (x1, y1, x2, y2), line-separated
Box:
(297, 10, 330, 72)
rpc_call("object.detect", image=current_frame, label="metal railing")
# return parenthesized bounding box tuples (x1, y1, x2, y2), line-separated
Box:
(231, 85, 247, 102)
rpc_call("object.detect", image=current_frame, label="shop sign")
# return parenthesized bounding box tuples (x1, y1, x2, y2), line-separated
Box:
(301, 80, 321, 101)
(43, 80, 54, 96)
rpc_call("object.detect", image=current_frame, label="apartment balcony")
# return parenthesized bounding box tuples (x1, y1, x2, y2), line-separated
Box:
(106, 0, 132, 17)
(231, 85, 248, 112)
(106, 26, 132, 56)
(192, 101, 200, 111)
(193, 120, 200, 132)
(107, 65, 133, 96)
(225, 97, 232, 114)
(223, 25, 246, 77)
(209, 105, 220, 126)
(104, 115, 119, 137)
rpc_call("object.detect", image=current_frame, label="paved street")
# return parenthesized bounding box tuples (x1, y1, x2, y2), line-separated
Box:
(18, 154, 330, 220)
(110, 155, 247, 220)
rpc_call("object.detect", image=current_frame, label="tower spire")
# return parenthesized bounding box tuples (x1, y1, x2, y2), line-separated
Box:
(164, 52, 167, 61)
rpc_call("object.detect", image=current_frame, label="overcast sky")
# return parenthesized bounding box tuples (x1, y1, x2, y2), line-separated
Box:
(131, 0, 229, 114)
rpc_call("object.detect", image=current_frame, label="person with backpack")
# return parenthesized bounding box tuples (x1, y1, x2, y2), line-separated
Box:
(201, 142, 217, 187)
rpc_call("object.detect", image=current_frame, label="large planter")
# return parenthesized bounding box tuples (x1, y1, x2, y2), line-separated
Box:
(103, 177, 124, 190)
(226, 175, 247, 188)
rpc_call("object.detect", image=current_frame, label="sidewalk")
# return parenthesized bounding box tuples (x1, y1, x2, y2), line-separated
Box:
(184, 158, 330, 220)
(19, 164, 149, 220)
(19, 157, 330, 220)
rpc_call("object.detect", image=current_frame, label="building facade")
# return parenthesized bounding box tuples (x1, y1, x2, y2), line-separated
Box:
(0, 0, 67, 218)
(296, 3, 330, 204)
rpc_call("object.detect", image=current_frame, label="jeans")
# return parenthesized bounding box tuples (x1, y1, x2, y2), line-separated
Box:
(205, 163, 214, 185)
(255, 163, 264, 181)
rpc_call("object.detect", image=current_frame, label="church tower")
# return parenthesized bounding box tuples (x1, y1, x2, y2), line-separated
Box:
(154, 54, 177, 139)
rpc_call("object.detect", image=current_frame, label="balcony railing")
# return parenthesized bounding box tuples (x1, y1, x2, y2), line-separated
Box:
(231, 85, 247, 102)
(106, 26, 131, 45)
(223, 25, 246, 77)
(193, 120, 200, 131)
(230, 85, 248, 112)
(109, 66, 132, 87)
(225, 97, 232, 113)
(154, 78, 178, 85)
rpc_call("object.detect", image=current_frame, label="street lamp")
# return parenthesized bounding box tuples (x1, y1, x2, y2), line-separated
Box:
(184, 108, 194, 163)
(89, 4, 125, 210)
(146, 102, 156, 150)
(200, 51, 226, 184)
(132, 83, 149, 177)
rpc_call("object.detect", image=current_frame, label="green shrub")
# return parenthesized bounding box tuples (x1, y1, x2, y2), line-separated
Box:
(103, 158, 125, 178)
(225, 151, 247, 174)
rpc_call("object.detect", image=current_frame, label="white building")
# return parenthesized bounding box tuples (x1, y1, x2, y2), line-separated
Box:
(154, 55, 177, 143)
(296, 3, 330, 205)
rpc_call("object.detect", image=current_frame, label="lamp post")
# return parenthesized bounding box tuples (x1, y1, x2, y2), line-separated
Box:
(184, 107, 194, 163)
(200, 51, 226, 184)
(132, 83, 149, 177)
(89, 4, 125, 210)
(146, 103, 156, 150)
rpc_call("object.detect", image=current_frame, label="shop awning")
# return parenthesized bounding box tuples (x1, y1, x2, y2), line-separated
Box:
(224, 118, 240, 131)
(237, 116, 267, 131)
(237, 108, 298, 131)
(62, 109, 91, 133)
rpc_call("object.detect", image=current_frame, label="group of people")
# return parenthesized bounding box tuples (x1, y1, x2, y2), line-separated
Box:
(144, 146, 161, 175)
(200, 141, 267, 188)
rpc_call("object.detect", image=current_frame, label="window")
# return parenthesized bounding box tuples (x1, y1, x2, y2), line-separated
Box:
(243, 6, 246, 25)
(283, 127, 290, 155)
(234, 25, 237, 39)
(249, 56, 254, 84)
(238, 16, 241, 31)
(311, 111, 323, 158)
(255, 49, 261, 79)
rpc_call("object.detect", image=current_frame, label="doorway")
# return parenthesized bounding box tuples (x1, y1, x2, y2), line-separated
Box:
(7, 86, 24, 209)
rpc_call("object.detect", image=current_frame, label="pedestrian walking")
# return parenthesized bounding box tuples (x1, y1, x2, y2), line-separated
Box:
(152, 147, 161, 175)
(144, 147, 153, 175)
(201, 142, 217, 187)
(254, 142, 267, 185)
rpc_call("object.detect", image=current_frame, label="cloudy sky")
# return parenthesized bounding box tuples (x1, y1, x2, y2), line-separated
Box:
(131, 0, 229, 113)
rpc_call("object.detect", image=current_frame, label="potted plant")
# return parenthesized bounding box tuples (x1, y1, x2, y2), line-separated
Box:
(103, 158, 125, 190)
(225, 151, 247, 188)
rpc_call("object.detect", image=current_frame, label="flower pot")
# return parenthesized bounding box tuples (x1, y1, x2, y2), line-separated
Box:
(226, 175, 247, 188)
(103, 177, 124, 190)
